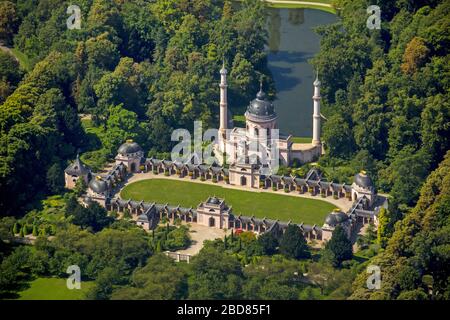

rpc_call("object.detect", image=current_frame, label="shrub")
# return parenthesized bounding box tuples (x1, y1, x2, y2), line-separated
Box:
(272, 185, 277, 191)
(164, 171, 170, 176)
(13, 222, 20, 235)
(32, 225, 38, 236)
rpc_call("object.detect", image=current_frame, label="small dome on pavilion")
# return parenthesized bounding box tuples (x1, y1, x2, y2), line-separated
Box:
(118, 140, 142, 155)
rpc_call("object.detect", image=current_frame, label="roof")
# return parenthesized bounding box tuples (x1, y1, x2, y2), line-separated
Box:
(324, 209, 349, 226)
(65, 155, 90, 176)
(206, 196, 222, 205)
(137, 213, 149, 222)
(245, 87, 277, 121)
(118, 140, 142, 155)
(89, 177, 108, 194)
(354, 171, 373, 188)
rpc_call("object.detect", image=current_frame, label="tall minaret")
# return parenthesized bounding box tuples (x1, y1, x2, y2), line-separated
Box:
(312, 71, 321, 147)
(219, 60, 228, 141)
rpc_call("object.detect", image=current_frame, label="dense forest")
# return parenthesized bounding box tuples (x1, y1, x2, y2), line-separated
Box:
(0, 0, 272, 216)
(316, 0, 449, 213)
(315, 0, 450, 299)
(0, 0, 448, 300)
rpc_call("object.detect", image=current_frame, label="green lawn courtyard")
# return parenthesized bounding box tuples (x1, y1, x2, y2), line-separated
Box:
(121, 179, 335, 225)
(18, 278, 94, 300)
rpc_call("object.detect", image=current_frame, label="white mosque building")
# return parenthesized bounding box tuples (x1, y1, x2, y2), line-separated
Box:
(215, 63, 323, 187)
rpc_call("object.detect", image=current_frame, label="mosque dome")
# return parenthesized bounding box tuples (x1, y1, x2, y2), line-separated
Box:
(89, 176, 108, 194)
(118, 140, 142, 155)
(245, 86, 276, 120)
(354, 171, 373, 189)
(324, 209, 348, 226)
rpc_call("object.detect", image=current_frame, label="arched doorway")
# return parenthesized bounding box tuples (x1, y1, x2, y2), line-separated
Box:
(240, 176, 247, 186)
(208, 216, 215, 227)
(130, 162, 136, 172)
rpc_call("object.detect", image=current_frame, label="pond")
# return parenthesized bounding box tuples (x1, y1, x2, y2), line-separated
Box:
(266, 8, 337, 137)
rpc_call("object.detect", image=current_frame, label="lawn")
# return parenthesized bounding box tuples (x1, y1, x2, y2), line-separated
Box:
(121, 179, 335, 225)
(292, 136, 312, 144)
(18, 278, 94, 300)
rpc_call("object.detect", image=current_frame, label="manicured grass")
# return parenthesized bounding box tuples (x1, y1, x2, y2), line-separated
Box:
(121, 179, 335, 225)
(18, 278, 94, 300)
(292, 136, 312, 144)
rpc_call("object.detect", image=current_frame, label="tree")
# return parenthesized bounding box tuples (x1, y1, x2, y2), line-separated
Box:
(188, 245, 244, 299)
(401, 37, 429, 75)
(0, 51, 22, 103)
(86, 267, 122, 300)
(73, 177, 87, 196)
(279, 225, 310, 260)
(46, 162, 64, 194)
(12, 222, 19, 235)
(322, 114, 355, 158)
(111, 254, 188, 300)
(165, 226, 191, 251)
(420, 94, 450, 168)
(102, 104, 140, 156)
(69, 202, 113, 232)
(377, 207, 392, 247)
(32, 225, 38, 237)
(383, 147, 430, 207)
(257, 232, 278, 255)
(0, 1, 19, 45)
(325, 225, 352, 267)
(243, 256, 306, 299)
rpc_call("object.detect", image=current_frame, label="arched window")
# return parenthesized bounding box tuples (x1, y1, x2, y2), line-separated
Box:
(254, 127, 259, 137)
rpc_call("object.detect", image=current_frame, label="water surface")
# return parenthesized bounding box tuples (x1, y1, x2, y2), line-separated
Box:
(266, 8, 337, 137)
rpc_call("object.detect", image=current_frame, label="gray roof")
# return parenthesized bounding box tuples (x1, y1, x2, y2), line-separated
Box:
(207, 196, 222, 205)
(245, 88, 277, 120)
(325, 210, 349, 226)
(354, 172, 373, 188)
(65, 155, 90, 176)
(118, 141, 142, 155)
(89, 178, 108, 194)
(137, 213, 149, 222)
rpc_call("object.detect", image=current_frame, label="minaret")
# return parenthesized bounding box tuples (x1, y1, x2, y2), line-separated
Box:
(219, 60, 228, 141)
(312, 71, 321, 147)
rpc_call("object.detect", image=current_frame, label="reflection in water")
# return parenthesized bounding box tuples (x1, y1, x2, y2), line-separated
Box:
(288, 9, 305, 26)
(265, 8, 336, 137)
(268, 9, 281, 54)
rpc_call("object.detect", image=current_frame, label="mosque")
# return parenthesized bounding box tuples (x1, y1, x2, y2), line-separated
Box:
(64, 66, 387, 245)
(215, 63, 323, 187)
